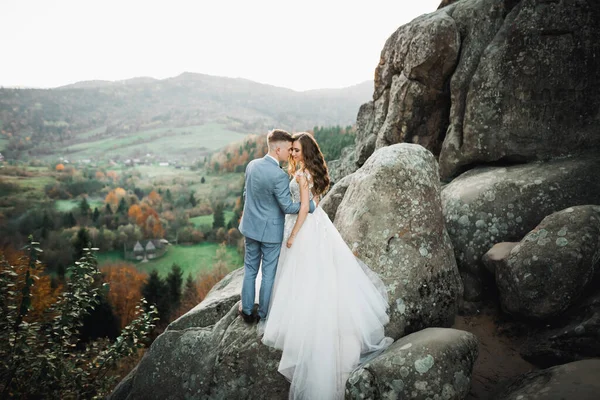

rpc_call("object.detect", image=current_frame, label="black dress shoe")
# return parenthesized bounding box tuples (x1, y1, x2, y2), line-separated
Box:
(238, 309, 255, 324)
(252, 303, 261, 324)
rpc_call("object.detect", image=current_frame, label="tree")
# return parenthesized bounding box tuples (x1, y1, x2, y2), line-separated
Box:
(73, 227, 91, 261)
(165, 189, 173, 202)
(63, 211, 77, 228)
(41, 211, 53, 239)
(147, 190, 162, 206)
(179, 274, 199, 314)
(117, 197, 128, 214)
(104, 203, 113, 214)
(166, 264, 183, 313)
(101, 263, 147, 329)
(212, 203, 225, 230)
(189, 192, 197, 207)
(0, 239, 158, 399)
(141, 270, 169, 323)
(196, 244, 230, 300)
(200, 176, 206, 184)
(79, 196, 91, 216)
(105, 187, 126, 209)
(55, 163, 65, 171)
(92, 207, 100, 222)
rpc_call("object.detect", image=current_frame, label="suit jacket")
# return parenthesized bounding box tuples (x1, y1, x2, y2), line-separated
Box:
(239, 155, 314, 243)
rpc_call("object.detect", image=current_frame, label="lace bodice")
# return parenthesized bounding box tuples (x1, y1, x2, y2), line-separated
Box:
(290, 170, 314, 203)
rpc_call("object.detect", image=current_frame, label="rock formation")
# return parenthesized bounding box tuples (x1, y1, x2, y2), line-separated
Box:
(112, 0, 600, 398)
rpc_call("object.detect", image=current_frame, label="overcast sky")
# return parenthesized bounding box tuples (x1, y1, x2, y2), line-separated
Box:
(0, 0, 441, 91)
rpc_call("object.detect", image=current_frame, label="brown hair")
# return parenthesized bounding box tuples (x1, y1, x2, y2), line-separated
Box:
(267, 129, 293, 147)
(288, 132, 330, 196)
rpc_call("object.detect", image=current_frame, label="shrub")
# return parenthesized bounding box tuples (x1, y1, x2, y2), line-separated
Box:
(0, 238, 158, 399)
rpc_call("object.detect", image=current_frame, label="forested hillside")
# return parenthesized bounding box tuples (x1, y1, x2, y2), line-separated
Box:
(0, 73, 371, 162)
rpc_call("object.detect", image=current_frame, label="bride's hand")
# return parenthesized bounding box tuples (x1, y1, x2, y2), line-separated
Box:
(286, 234, 296, 248)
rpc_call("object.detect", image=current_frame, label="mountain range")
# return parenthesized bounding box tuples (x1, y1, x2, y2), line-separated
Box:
(0, 72, 373, 162)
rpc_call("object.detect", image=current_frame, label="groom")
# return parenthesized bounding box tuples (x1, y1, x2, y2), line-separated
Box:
(238, 129, 315, 324)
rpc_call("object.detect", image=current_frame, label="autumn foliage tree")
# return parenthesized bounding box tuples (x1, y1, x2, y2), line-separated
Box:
(100, 263, 147, 329)
(105, 187, 127, 209)
(0, 247, 62, 323)
(209, 134, 267, 173)
(128, 203, 165, 238)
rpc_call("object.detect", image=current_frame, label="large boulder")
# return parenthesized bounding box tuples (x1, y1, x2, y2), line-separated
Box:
(346, 328, 478, 400)
(320, 174, 352, 220)
(110, 303, 287, 400)
(346, 0, 600, 183)
(493, 359, 600, 400)
(333, 144, 463, 339)
(442, 156, 600, 300)
(440, 0, 600, 179)
(328, 145, 357, 185)
(521, 291, 600, 367)
(494, 205, 600, 320)
(168, 268, 244, 330)
(354, 7, 460, 170)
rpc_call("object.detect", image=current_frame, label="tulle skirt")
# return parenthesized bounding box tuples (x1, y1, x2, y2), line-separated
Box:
(261, 207, 392, 400)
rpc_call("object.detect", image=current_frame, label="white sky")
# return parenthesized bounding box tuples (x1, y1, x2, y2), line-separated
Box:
(0, 0, 441, 91)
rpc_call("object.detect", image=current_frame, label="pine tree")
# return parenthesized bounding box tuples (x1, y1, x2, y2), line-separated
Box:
(41, 211, 53, 239)
(166, 264, 184, 311)
(184, 274, 197, 298)
(105, 203, 113, 214)
(63, 212, 77, 228)
(165, 189, 173, 202)
(73, 227, 91, 261)
(92, 207, 100, 222)
(141, 270, 168, 323)
(189, 192, 197, 207)
(80, 197, 91, 216)
(212, 203, 225, 229)
(117, 197, 127, 214)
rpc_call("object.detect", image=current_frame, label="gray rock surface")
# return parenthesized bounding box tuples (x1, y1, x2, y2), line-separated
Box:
(496, 205, 600, 320)
(168, 268, 243, 330)
(109, 303, 287, 400)
(334, 144, 463, 339)
(482, 242, 518, 275)
(440, 0, 600, 179)
(354, 7, 460, 171)
(521, 291, 600, 367)
(493, 359, 600, 400)
(320, 174, 352, 220)
(328, 145, 358, 185)
(346, 328, 478, 400)
(347, 0, 600, 182)
(442, 156, 600, 300)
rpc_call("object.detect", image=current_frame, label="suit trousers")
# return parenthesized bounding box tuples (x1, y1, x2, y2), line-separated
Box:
(241, 237, 282, 319)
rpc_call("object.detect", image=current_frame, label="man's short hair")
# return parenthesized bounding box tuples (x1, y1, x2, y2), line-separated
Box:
(267, 129, 293, 146)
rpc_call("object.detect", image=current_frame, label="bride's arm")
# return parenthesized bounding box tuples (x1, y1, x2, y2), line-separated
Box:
(286, 174, 310, 248)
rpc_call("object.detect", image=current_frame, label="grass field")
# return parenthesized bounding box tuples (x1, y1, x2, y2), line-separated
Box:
(57, 123, 248, 162)
(55, 198, 104, 212)
(97, 243, 243, 278)
(0, 137, 8, 152)
(190, 211, 235, 229)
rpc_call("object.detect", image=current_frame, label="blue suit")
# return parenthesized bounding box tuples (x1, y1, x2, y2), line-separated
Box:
(239, 155, 314, 319)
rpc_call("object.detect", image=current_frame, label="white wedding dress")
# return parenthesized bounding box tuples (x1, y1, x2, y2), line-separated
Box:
(261, 171, 392, 400)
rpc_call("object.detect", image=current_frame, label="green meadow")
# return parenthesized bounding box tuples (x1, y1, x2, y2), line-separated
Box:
(97, 243, 243, 278)
(56, 123, 247, 162)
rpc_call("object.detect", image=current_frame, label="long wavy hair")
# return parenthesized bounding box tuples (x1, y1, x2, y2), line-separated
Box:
(287, 132, 330, 196)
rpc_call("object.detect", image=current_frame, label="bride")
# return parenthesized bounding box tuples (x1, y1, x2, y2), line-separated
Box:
(261, 132, 392, 400)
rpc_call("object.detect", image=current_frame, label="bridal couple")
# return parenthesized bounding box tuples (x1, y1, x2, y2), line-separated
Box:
(238, 129, 392, 399)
